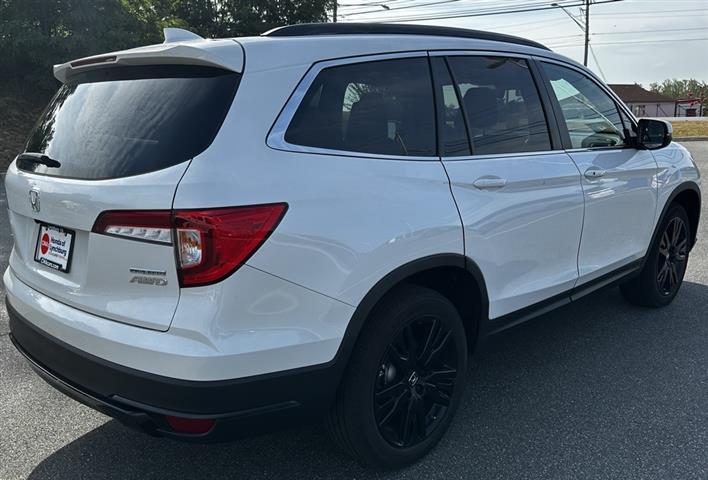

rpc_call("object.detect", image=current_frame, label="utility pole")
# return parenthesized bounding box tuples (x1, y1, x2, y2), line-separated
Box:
(553, 1, 592, 67)
(584, 0, 590, 67)
(333, 1, 338, 22)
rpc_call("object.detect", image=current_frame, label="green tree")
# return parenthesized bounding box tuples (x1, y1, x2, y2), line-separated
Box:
(0, 0, 331, 96)
(0, 0, 156, 92)
(650, 79, 708, 113)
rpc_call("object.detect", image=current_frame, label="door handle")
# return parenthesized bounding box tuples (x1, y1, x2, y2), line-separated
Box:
(472, 177, 507, 190)
(584, 167, 607, 179)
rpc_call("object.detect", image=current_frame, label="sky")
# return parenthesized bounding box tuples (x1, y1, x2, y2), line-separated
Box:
(337, 0, 708, 87)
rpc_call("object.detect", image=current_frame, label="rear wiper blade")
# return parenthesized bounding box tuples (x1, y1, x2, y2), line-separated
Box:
(17, 152, 61, 168)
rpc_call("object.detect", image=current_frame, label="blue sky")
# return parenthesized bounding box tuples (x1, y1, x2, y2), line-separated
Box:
(338, 0, 708, 87)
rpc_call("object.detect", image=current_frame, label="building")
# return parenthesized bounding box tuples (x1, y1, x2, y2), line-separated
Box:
(608, 84, 675, 117)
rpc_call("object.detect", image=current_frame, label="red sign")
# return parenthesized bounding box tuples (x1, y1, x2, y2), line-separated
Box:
(41, 233, 50, 255)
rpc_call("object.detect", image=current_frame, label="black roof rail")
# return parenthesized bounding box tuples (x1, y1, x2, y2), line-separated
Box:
(262, 23, 550, 51)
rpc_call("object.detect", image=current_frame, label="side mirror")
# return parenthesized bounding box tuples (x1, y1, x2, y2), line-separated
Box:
(637, 118, 672, 150)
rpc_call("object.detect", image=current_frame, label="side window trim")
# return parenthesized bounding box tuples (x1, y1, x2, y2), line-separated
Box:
(535, 56, 638, 152)
(266, 50, 437, 161)
(429, 55, 473, 157)
(435, 50, 556, 158)
(527, 58, 564, 150)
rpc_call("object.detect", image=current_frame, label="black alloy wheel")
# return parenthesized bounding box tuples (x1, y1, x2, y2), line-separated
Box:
(374, 317, 458, 448)
(327, 284, 468, 468)
(656, 216, 689, 296)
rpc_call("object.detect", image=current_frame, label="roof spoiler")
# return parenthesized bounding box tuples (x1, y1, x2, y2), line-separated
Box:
(53, 29, 242, 83)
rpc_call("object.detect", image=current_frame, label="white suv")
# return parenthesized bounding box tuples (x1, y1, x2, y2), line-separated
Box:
(4, 23, 701, 467)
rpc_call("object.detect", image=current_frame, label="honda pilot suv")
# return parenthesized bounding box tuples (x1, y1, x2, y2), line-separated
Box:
(4, 23, 701, 468)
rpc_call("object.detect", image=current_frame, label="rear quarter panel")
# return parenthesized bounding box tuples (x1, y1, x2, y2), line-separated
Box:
(173, 63, 464, 307)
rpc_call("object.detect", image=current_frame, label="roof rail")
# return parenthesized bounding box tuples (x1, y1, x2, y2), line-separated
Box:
(262, 23, 549, 51)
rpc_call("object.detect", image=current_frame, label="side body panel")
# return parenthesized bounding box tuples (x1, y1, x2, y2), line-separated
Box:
(443, 153, 584, 319)
(567, 148, 659, 281)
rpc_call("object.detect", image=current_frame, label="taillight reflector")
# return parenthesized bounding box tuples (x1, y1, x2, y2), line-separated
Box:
(165, 415, 216, 434)
(92, 204, 288, 288)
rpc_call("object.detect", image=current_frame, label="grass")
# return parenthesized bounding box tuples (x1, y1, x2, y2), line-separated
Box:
(671, 120, 708, 138)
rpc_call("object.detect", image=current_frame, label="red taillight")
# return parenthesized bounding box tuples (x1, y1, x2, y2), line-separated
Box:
(165, 415, 216, 434)
(174, 204, 288, 287)
(92, 204, 288, 288)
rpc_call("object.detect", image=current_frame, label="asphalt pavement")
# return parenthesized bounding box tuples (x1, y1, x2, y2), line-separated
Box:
(1, 142, 707, 479)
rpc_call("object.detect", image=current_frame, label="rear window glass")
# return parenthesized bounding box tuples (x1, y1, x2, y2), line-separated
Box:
(21, 65, 240, 180)
(284, 57, 436, 157)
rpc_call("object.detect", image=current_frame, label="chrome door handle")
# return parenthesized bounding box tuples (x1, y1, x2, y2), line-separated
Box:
(472, 177, 507, 190)
(584, 167, 607, 179)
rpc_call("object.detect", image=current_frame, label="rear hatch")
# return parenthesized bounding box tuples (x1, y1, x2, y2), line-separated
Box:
(5, 64, 240, 331)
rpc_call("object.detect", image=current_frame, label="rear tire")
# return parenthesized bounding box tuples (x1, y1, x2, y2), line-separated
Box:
(621, 204, 691, 307)
(327, 285, 468, 468)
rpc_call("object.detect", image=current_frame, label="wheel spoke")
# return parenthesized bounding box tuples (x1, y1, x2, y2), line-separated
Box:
(376, 379, 407, 400)
(426, 383, 452, 407)
(669, 262, 679, 290)
(659, 233, 670, 256)
(378, 390, 408, 428)
(422, 330, 452, 368)
(403, 325, 419, 365)
(672, 219, 681, 245)
(415, 397, 428, 440)
(425, 368, 457, 384)
(657, 262, 669, 286)
(387, 343, 408, 372)
(419, 319, 440, 366)
(400, 397, 416, 446)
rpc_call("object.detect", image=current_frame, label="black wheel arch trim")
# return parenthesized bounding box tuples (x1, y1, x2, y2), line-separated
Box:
(646, 181, 701, 262)
(329, 253, 490, 376)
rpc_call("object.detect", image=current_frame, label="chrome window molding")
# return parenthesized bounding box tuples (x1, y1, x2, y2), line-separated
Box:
(441, 150, 564, 162)
(266, 51, 438, 161)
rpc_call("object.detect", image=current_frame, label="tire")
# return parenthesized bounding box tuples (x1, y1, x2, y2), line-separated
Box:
(327, 284, 468, 468)
(621, 204, 691, 308)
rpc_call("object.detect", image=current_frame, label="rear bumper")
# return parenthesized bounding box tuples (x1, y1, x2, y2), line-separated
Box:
(7, 297, 342, 440)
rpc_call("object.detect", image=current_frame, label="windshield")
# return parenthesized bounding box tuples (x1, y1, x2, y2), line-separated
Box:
(21, 65, 240, 180)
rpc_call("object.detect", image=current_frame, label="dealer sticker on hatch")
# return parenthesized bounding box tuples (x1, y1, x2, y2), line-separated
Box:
(34, 224, 75, 273)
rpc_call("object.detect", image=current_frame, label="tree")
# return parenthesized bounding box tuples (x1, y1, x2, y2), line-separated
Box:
(0, 0, 331, 96)
(650, 79, 708, 112)
(0, 0, 156, 92)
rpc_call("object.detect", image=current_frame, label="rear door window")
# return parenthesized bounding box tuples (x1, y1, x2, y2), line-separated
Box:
(285, 57, 436, 157)
(446, 56, 552, 156)
(22, 65, 240, 180)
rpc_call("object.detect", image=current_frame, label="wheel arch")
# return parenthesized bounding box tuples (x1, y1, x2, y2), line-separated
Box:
(332, 254, 489, 379)
(655, 181, 701, 253)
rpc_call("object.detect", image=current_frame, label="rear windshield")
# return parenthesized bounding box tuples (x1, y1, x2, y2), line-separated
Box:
(21, 65, 240, 180)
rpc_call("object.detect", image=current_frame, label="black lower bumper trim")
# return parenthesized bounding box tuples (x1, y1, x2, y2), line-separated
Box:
(7, 297, 341, 441)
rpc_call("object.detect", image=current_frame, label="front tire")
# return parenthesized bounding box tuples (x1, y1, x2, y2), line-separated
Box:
(621, 204, 691, 307)
(327, 285, 468, 468)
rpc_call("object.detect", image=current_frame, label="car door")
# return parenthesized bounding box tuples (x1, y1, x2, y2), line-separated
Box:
(431, 54, 585, 321)
(538, 60, 659, 283)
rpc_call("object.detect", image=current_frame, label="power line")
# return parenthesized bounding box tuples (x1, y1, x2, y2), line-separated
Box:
(341, 0, 585, 18)
(548, 37, 708, 48)
(342, 0, 624, 23)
